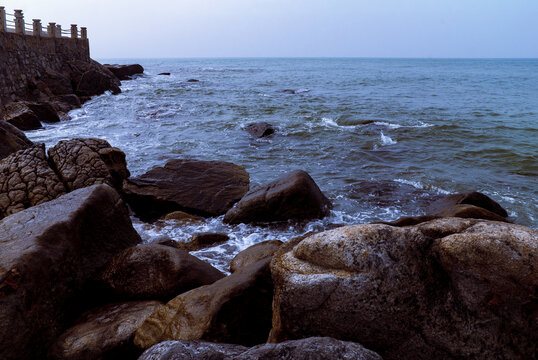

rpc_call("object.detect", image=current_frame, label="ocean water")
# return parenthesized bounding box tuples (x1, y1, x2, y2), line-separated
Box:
(27, 58, 538, 271)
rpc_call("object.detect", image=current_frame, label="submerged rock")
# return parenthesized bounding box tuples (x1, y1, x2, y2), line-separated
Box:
(0, 184, 141, 360)
(175, 232, 230, 252)
(245, 122, 276, 138)
(270, 218, 537, 359)
(0, 121, 33, 160)
(223, 170, 332, 224)
(426, 191, 508, 218)
(135, 257, 274, 349)
(230, 240, 283, 273)
(98, 244, 225, 301)
(123, 159, 250, 221)
(187, 79, 199, 82)
(49, 301, 162, 360)
(158, 72, 171, 76)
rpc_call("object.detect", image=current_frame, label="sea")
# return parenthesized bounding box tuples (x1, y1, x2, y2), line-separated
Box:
(27, 58, 538, 272)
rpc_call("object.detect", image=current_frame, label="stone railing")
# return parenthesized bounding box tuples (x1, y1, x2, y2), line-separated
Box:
(0, 7, 87, 39)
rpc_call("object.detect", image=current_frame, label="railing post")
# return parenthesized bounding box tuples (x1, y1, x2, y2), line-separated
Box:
(80, 27, 87, 40)
(70, 24, 77, 39)
(14, 9, 24, 35)
(0, 7, 6, 32)
(48, 22, 55, 37)
(33, 19, 41, 37)
(55, 24, 61, 38)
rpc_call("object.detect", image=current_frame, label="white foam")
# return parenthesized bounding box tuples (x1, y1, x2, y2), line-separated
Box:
(394, 178, 450, 195)
(321, 117, 340, 127)
(380, 132, 397, 145)
(374, 121, 402, 129)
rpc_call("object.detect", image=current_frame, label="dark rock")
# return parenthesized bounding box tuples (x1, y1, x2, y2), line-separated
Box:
(223, 170, 332, 224)
(158, 72, 171, 76)
(426, 191, 508, 218)
(0, 184, 141, 360)
(48, 138, 129, 191)
(123, 159, 249, 221)
(281, 89, 296, 94)
(76, 70, 121, 97)
(358, 120, 375, 125)
(25, 102, 60, 123)
(245, 122, 275, 138)
(380, 215, 439, 227)
(2, 102, 42, 130)
(104, 64, 144, 81)
(162, 210, 205, 224)
(0, 121, 33, 160)
(230, 240, 283, 273)
(98, 244, 225, 301)
(54, 94, 82, 112)
(48, 301, 162, 360)
(0, 144, 66, 219)
(176, 232, 230, 252)
(139, 337, 382, 360)
(270, 218, 538, 359)
(436, 204, 511, 222)
(135, 257, 274, 349)
(41, 69, 74, 95)
(152, 236, 182, 249)
(187, 79, 199, 82)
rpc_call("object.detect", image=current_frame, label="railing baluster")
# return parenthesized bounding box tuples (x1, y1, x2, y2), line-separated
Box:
(14, 9, 24, 35)
(0, 7, 6, 32)
(33, 19, 41, 37)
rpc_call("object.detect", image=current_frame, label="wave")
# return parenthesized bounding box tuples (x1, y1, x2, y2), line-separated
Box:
(380, 132, 397, 145)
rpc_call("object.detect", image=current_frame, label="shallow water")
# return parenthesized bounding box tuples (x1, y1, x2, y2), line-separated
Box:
(27, 58, 538, 272)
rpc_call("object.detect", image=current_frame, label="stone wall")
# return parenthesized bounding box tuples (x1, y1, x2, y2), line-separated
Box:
(0, 31, 89, 107)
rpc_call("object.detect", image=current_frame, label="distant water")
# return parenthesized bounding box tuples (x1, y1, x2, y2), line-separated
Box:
(27, 58, 538, 271)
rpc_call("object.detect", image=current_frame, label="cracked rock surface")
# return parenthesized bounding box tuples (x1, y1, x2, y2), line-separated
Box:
(0, 144, 66, 219)
(270, 218, 538, 360)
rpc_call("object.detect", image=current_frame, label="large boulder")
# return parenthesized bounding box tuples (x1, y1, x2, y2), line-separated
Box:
(98, 244, 225, 301)
(48, 138, 130, 191)
(2, 102, 42, 130)
(269, 218, 537, 359)
(426, 191, 508, 218)
(135, 257, 274, 349)
(49, 301, 162, 360)
(25, 101, 60, 123)
(104, 64, 144, 80)
(0, 120, 33, 160)
(139, 337, 382, 360)
(0, 144, 66, 219)
(76, 70, 121, 97)
(123, 159, 250, 221)
(230, 240, 283, 273)
(223, 170, 332, 224)
(0, 184, 141, 360)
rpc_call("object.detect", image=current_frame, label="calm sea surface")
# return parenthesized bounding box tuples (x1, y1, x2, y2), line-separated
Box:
(27, 58, 538, 271)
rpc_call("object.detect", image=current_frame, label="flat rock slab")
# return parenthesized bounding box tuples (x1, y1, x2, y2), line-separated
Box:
(223, 170, 331, 224)
(0, 144, 66, 219)
(0, 121, 33, 161)
(0, 184, 141, 360)
(123, 159, 250, 221)
(49, 301, 162, 360)
(270, 218, 538, 359)
(139, 337, 382, 360)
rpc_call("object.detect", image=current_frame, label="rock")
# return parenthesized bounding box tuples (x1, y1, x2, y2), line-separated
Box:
(54, 94, 82, 111)
(0, 184, 141, 360)
(76, 69, 121, 97)
(25, 101, 60, 123)
(176, 232, 230, 252)
(436, 204, 511, 222)
(2, 102, 42, 130)
(152, 236, 182, 249)
(41, 69, 74, 95)
(48, 301, 162, 360)
(426, 191, 508, 218)
(139, 337, 382, 360)
(245, 122, 275, 138)
(48, 138, 129, 191)
(0, 121, 33, 160)
(187, 79, 199, 82)
(281, 89, 296, 94)
(162, 210, 205, 224)
(98, 244, 225, 301)
(104, 64, 144, 80)
(135, 257, 274, 349)
(230, 240, 283, 273)
(380, 215, 440, 227)
(123, 159, 249, 221)
(158, 72, 171, 76)
(358, 120, 375, 125)
(0, 144, 66, 219)
(223, 170, 331, 224)
(270, 218, 538, 359)
(139, 340, 247, 360)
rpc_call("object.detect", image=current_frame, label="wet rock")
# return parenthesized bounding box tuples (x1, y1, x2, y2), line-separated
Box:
(380, 214, 439, 227)
(245, 122, 275, 138)
(0, 121, 33, 160)
(158, 72, 171, 76)
(98, 244, 225, 301)
(135, 257, 274, 349)
(55, 94, 82, 111)
(25, 101, 60, 123)
(48, 138, 129, 191)
(436, 203, 511, 222)
(76, 69, 121, 97)
(426, 191, 508, 218)
(270, 218, 537, 359)
(176, 232, 230, 252)
(48, 301, 162, 360)
(0, 184, 141, 360)
(162, 210, 205, 224)
(281, 89, 296, 94)
(230, 240, 283, 273)
(0, 144, 66, 219)
(187, 79, 199, 82)
(2, 102, 42, 130)
(223, 170, 332, 224)
(104, 64, 144, 81)
(139, 337, 382, 360)
(123, 159, 249, 221)
(152, 236, 182, 249)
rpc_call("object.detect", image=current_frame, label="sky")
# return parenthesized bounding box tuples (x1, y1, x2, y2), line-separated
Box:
(2, 0, 537, 59)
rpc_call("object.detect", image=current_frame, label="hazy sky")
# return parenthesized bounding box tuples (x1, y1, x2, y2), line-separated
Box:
(2, 0, 537, 58)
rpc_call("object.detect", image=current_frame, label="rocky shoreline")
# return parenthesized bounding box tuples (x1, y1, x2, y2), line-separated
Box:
(0, 65, 537, 359)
